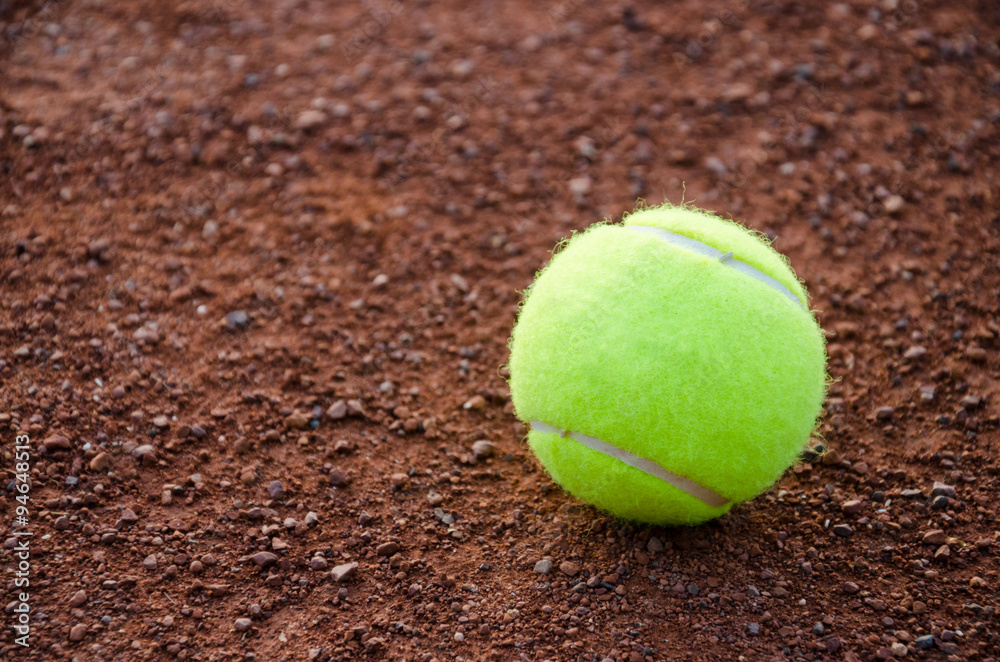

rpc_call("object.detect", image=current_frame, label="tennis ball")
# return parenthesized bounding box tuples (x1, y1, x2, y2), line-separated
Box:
(507, 203, 826, 525)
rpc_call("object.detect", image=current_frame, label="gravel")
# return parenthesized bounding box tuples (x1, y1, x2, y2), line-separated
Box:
(534, 559, 553, 575)
(471, 440, 495, 460)
(4, 2, 998, 660)
(330, 562, 358, 583)
(225, 310, 250, 330)
(251, 552, 278, 567)
(832, 523, 854, 538)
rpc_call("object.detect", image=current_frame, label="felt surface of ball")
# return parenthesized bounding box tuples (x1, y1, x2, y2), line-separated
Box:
(507, 204, 827, 525)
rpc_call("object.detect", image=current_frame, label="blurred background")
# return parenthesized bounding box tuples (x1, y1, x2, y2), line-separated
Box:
(2, 1, 999, 661)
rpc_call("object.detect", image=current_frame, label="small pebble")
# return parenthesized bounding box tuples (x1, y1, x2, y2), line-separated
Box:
(559, 561, 580, 577)
(833, 524, 854, 538)
(463, 395, 486, 410)
(295, 109, 327, 131)
(329, 469, 349, 488)
(251, 552, 278, 567)
(89, 452, 111, 472)
(330, 562, 358, 582)
(841, 499, 864, 515)
(922, 530, 947, 545)
(534, 559, 553, 575)
(931, 495, 950, 510)
(471, 440, 495, 460)
(225, 310, 250, 330)
(931, 481, 956, 498)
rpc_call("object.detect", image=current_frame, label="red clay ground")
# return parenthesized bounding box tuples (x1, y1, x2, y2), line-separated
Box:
(1, 1, 999, 660)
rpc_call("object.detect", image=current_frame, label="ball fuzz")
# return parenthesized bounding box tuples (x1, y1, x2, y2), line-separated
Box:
(507, 204, 827, 525)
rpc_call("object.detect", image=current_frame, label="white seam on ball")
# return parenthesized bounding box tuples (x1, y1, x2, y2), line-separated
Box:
(626, 225, 805, 309)
(530, 420, 730, 508)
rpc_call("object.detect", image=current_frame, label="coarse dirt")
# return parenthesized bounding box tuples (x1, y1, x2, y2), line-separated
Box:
(1, 1, 999, 661)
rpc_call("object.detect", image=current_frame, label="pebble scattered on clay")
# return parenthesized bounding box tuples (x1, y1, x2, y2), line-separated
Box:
(1, 1, 997, 661)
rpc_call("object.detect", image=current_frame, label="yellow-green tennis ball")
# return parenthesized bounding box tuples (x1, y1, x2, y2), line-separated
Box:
(507, 203, 827, 526)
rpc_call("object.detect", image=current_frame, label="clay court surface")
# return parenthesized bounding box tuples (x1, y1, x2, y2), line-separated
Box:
(1, 0, 999, 660)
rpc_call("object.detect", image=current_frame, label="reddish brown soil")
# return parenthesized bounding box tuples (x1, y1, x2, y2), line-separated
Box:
(2, 1, 1000, 661)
